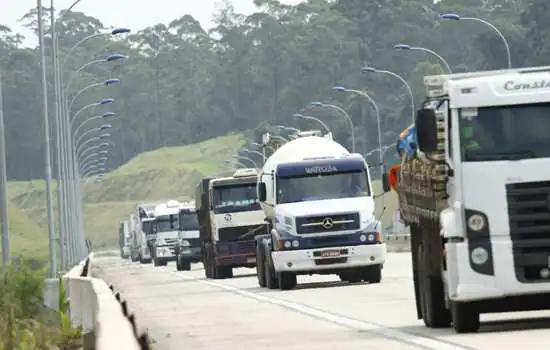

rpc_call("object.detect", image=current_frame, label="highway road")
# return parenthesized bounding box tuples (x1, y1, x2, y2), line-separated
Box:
(93, 252, 550, 350)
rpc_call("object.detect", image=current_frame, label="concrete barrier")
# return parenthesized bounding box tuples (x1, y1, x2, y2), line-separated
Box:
(63, 254, 147, 349)
(384, 234, 411, 252)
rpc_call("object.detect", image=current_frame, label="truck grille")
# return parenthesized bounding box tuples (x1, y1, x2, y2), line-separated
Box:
(218, 225, 268, 242)
(506, 181, 550, 283)
(163, 238, 178, 246)
(296, 212, 360, 234)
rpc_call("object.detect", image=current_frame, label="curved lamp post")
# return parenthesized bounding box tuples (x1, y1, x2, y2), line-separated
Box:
(293, 113, 331, 134)
(310, 102, 355, 152)
(362, 67, 415, 123)
(333, 86, 383, 176)
(394, 44, 452, 73)
(440, 13, 511, 69)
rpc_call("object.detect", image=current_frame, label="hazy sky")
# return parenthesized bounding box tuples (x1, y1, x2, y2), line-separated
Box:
(1, 0, 303, 46)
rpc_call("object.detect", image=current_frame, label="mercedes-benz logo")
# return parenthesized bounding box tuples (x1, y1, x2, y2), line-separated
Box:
(322, 217, 334, 229)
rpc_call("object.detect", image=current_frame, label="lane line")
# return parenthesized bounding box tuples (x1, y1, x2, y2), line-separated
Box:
(172, 272, 476, 350)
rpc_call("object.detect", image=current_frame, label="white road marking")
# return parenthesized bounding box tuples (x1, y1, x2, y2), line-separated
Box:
(176, 273, 474, 350)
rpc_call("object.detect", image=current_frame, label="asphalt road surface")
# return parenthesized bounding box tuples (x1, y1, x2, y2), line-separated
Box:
(93, 253, 550, 350)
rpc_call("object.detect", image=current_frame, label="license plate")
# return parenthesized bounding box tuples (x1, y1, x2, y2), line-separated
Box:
(320, 250, 340, 258)
(247, 257, 256, 263)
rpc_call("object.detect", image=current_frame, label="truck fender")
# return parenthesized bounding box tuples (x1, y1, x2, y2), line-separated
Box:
(440, 207, 458, 239)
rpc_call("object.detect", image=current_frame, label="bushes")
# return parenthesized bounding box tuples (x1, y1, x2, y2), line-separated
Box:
(0, 260, 82, 349)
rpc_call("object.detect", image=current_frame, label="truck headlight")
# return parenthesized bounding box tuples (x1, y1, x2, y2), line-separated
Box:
(291, 240, 299, 248)
(284, 241, 291, 248)
(180, 240, 190, 247)
(467, 214, 485, 231)
(470, 246, 489, 265)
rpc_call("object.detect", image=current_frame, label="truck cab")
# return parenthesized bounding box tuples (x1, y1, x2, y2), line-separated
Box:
(152, 200, 181, 266)
(175, 203, 201, 271)
(396, 66, 550, 333)
(256, 136, 388, 290)
(196, 168, 267, 279)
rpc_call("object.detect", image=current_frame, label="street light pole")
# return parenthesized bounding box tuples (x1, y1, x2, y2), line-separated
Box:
(38, 0, 57, 277)
(0, 69, 9, 265)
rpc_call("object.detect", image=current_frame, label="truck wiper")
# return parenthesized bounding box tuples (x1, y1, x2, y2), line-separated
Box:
(466, 150, 535, 161)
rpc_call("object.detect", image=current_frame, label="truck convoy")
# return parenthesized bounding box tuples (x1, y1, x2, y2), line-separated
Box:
(153, 200, 182, 266)
(255, 135, 388, 290)
(196, 168, 267, 279)
(389, 66, 550, 333)
(175, 202, 201, 271)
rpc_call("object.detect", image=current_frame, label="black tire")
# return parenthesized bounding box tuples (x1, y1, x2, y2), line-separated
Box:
(180, 260, 191, 271)
(256, 243, 266, 287)
(278, 272, 297, 290)
(361, 265, 382, 283)
(176, 258, 183, 271)
(339, 270, 362, 283)
(265, 260, 279, 289)
(142, 258, 152, 264)
(451, 301, 480, 333)
(154, 258, 167, 267)
(418, 244, 451, 328)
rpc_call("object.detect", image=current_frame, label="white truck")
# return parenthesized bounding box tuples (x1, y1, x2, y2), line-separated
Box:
(256, 135, 388, 290)
(136, 202, 160, 263)
(128, 214, 142, 262)
(152, 200, 181, 266)
(175, 202, 201, 271)
(389, 66, 550, 333)
(196, 168, 267, 279)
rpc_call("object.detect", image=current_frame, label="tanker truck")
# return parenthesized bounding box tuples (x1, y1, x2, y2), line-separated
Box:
(255, 135, 388, 290)
(388, 66, 550, 334)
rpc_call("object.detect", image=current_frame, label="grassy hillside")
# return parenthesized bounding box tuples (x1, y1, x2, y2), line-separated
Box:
(5, 131, 398, 255)
(6, 132, 247, 251)
(0, 201, 49, 262)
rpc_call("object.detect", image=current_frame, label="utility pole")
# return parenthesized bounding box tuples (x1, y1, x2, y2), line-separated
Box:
(0, 69, 9, 265)
(37, 0, 57, 277)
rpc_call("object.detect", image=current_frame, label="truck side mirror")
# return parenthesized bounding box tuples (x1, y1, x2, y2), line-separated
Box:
(258, 182, 267, 202)
(416, 108, 438, 153)
(381, 172, 391, 193)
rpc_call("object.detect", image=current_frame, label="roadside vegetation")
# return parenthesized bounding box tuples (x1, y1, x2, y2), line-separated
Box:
(0, 261, 81, 349)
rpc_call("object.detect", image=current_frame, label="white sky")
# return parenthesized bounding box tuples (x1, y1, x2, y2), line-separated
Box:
(1, 0, 303, 46)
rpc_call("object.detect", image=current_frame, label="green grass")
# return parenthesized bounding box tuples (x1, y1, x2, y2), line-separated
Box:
(4, 130, 398, 257)
(5, 132, 247, 254)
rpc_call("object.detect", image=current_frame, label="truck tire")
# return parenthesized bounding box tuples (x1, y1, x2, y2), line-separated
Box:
(451, 301, 480, 333)
(361, 265, 382, 283)
(179, 260, 191, 271)
(256, 242, 266, 287)
(278, 272, 297, 290)
(339, 270, 362, 283)
(265, 260, 279, 289)
(214, 266, 233, 279)
(141, 258, 152, 264)
(154, 258, 167, 267)
(418, 244, 451, 328)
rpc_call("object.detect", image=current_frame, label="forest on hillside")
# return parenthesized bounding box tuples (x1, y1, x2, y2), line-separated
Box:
(0, 0, 548, 180)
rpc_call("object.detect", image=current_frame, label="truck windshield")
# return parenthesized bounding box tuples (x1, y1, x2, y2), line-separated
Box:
(155, 215, 179, 232)
(460, 102, 550, 161)
(212, 183, 261, 214)
(179, 211, 199, 230)
(276, 170, 370, 204)
(141, 221, 155, 235)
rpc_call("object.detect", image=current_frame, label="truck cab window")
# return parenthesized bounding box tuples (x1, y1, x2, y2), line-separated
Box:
(277, 170, 370, 204)
(212, 184, 261, 214)
(156, 215, 179, 232)
(179, 212, 199, 230)
(460, 102, 550, 161)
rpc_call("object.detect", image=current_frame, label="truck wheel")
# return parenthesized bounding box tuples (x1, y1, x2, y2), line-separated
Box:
(265, 261, 279, 289)
(418, 244, 451, 328)
(256, 243, 266, 287)
(142, 258, 152, 264)
(451, 301, 480, 333)
(176, 258, 183, 271)
(278, 272, 297, 290)
(339, 270, 362, 283)
(361, 265, 382, 283)
(180, 260, 191, 271)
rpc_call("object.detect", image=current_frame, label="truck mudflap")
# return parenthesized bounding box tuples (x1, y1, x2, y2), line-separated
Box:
(271, 243, 386, 273)
(214, 240, 257, 266)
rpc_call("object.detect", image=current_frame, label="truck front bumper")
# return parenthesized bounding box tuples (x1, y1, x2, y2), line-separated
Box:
(156, 245, 176, 261)
(178, 247, 202, 262)
(271, 243, 386, 272)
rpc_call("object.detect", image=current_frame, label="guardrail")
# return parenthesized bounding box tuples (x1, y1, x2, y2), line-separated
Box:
(63, 254, 150, 349)
(384, 233, 411, 252)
